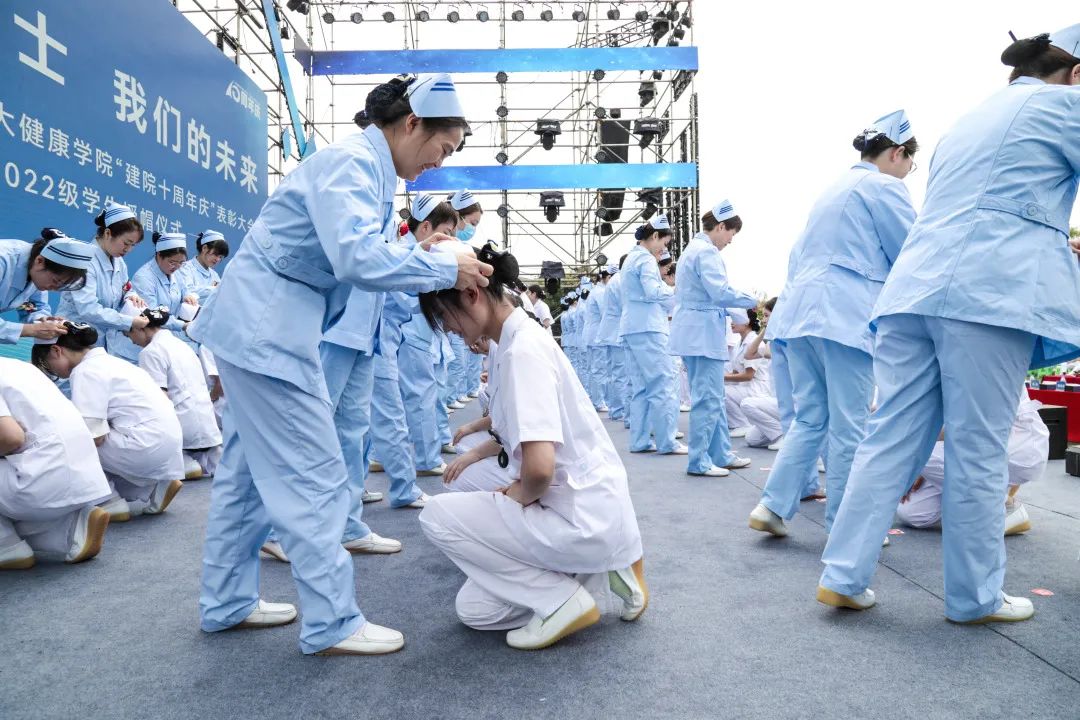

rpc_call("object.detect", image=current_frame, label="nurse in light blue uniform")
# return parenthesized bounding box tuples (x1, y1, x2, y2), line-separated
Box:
(620, 215, 685, 455)
(585, 269, 610, 410)
(57, 202, 150, 357)
(189, 73, 488, 655)
(750, 110, 918, 536)
(820, 29, 1080, 623)
(668, 201, 758, 477)
(595, 262, 627, 420)
(451, 190, 485, 398)
(561, 291, 580, 373)
(1, 232, 93, 343)
(130, 233, 198, 356)
(176, 230, 229, 304)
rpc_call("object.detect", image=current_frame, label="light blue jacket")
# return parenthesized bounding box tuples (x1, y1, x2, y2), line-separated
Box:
(188, 125, 457, 401)
(176, 259, 221, 305)
(620, 243, 674, 337)
(398, 232, 437, 353)
(561, 304, 577, 347)
(767, 161, 916, 354)
(596, 273, 625, 346)
(874, 77, 1080, 369)
(57, 242, 134, 351)
(583, 283, 606, 346)
(131, 260, 188, 334)
(668, 233, 757, 360)
(0, 240, 48, 344)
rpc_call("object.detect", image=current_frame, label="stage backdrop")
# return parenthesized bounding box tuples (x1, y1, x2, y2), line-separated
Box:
(1, 0, 267, 263)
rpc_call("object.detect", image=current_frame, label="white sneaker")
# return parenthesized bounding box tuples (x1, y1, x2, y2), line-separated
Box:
(630, 444, 657, 453)
(260, 541, 290, 563)
(817, 585, 876, 610)
(748, 503, 788, 537)
(402, 493, 430, 509)
(441, 443, 458, 454)
(1004, 503, 1031, 536)
(505, 585, 600, 650)
(458, 396, 472, 404)
(608, 558, 649, 621)
(724, 456, 752, 469)
(817, 458, 826, 474)
(957, 594, 1034, 624)
(688, 466, 730, 477)
(143, 479, 183, 515)
(0, 540, 35, 570)
(882, 536, 890, 547)
(729, 427, 748, 438)
(467, 391, 479, 399)
(235, 599, 298, 628)
(448, 401, 465, 410)
(361, 489, 383, 504)
(183, 453, 205, 480)
(368, 460, 385, 473)
(65, 506, 110, 564)
(417, 463, 447, 477)
(98, 496, 131, 522)
(679, 404, 691, 412)
(343, 532, 402, 555)
(674, 430, 685, 440)
(767, 437, 784, 451)
(315, 622, 405, 655)
(595, 405, 609, 413)
(661, 442, 689, 455)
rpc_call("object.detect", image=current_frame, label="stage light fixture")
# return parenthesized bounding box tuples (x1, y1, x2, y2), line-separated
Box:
(666, 8, 680, 22)
(667, 36, 679, 46)
(416, 9, 430, 21)
(540, 192, 565, 223)
(497, 204, 510, 219)
(635, 116, 663, 148)
(638, 80, 655, 107)
(635, 9, 649, 22)
(286, 0, 310, 15)
(476, 9, 490, 21)
(596, 252, 609, 267)
(398, 207, 410, 220)
(681, 13, 692, 28)
(280, 24, 290, 39)
(637, 188, 662, 220)
(383, 10, 395, 22)
(652, 70, 662, 80)
(496, 71, 508, 83)
(322, 11, 335, 23)
(595, 223, 614, 237)
(535, 119, 562, 151)
(572, 7, 586, 22)
(673, 26, 685, 40)
(511, 8, 525, 21)
(651, 17, 670, 43)
(594, 106, 607, 119)
(496, 151, 509, 164)
(607, 6, 621, 20)
(447, 9, 460, 22)
(609, 107, 622, 118)
(350, 11, 363, 23)
(593, 69, 606, 81)
(540, 8, 554, 21)
(496, 105, 509, 118)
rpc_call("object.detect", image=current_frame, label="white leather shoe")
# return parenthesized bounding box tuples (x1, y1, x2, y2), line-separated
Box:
(315, 622, 404, 655)
(679, 404, 691, 412)
(661, 442, 689, 455)
(402, 493, 430, 509)
(817, 458, 826, 473)
(817, 586, 876, 610)
(441, 443, 458, 454)
(674, 430, 685, 440)
(688, 466, 730, 477)
(505, 586, 600, 650)
(595, 405, 609, 413)
(343, 532, 402, 555)
(235, 599, 298, 628)
(1004, 503, 1031, 536)
(143, 479, 183, 515)
(609, 558, 649, 621)
(458, 396, 472, 404)
(724, 456, 752, 469)
(0, 540, 35, 570)
(448, 401, 465, 410)
(467, 391, 479, 399)
(882, 536, 890, 547)
(417, 463, 447, 477)
(630, 444, 657, 453)
(748, 504, 788, 537)
(260, 541, 290, 563)
(729, 427, 748, 438)
(98, 496, 131, 522)
(957, 594, 1034, 624)
(767, 437, 784, 451)
(361, 489, 383, 504)
(183, 453, 205, 480)
(65, 506, 110, 564)
(368, 460, 385, 473)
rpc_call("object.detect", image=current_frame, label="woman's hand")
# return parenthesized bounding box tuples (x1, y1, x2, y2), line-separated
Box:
(443, 450, 479, 485)
(1070, 236, 1080, 257)
(183, 294, 199, 305)
(21, 320, 67, 340)
(480, 371, 488, 384)
(452, 420, 478, 446)
(496, 480, 525, 504)
(127, 294, 147, 309)
(900, 476, 925, 504)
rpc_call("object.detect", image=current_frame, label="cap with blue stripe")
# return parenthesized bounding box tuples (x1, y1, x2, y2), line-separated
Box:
(40, 236, 93, 271)
(407, 73, 465, 119)
(711, 200, 737, 223)
(102, 200, 136, 226)
(411, 193, 439, 222)
(859, 109, 913, 147)
(1050, 23, 1080, 57)
(154, 232, 188, 253)
(199, 230, 225, 243)
(651, 214, 671, 231)
(450, 189, 477, 211)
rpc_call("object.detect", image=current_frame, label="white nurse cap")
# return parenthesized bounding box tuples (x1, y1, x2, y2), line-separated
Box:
(860, 109, 913, 146)
(154, 233, 187, 253)
(199, 230, 225, 243)
(102, 200, 136, 225)
(449, 189, 476, 211)
(712, 200, 737, 222)
(1050, 23, 1080, 57)
(651, 214, 671, 231)
(411, 193, 439, 222)
(728, 308, 749, 324)
(407, 73, 465, 119)
(658, 250, 672, 263)
(40, 237, 93, 271)
(606, 263, 619, 275)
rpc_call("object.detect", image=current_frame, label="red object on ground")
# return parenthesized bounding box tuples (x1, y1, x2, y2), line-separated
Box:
(1028, 381, 1080, 442)
(1031, 588, 1055, 597)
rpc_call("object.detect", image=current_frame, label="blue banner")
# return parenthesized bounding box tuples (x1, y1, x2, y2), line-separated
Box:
(1, 0, 267, 270)
(406, 163, 698, 192)
(296, 47, 698, 76)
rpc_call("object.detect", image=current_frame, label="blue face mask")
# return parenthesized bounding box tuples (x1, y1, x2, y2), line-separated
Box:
(457, 223, 476, 242)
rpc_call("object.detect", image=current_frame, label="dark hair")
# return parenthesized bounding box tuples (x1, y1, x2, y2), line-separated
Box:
(1002, 33, 1080, 82)
(580, 288, 591, 300)
(94, 209, 144, 243)
(664, 262, 677, 277)
(142, 307, 171, 328)
(853, 132, 920, 160)
(450, 197, 483, 218)
(31, 321, 98, 371)
(419, 243, 519, 331)
(29, 228, 87, 291)
(407, 201, 459, 234)
(764, 296, 777, 312)
(527, 284, 546, 299)
(635, 221, 672, 242)
(356, 76, 471, 149)
(151, 232, 188, 260)
(702, 211, 743, 233)
(195, 232, 230, 257)
(618, 253, 628, 269)
(747, 308, 760, 334)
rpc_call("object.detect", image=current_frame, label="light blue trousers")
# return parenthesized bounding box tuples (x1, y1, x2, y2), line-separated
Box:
(466, 350, 482, 394)
(820, 314, 1035, 621)
(398, 342, 443, 471)
(448, 334, 469, 400)
(771, 343, 824, 497)
(759, 336, 873, 531)
(624, 331, 679, 453)
(369, 362, 423, 508)
(683, 355, 738, 474)
(606, 345, 628, 420)
(435, 353, 452, 445)
(588, 345, 609, 408)
(199, 359, 363, 654)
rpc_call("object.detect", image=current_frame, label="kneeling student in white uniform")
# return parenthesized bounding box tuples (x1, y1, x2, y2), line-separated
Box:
(417, 244, 648, 650)
(32, 322, 185, 518)
(127, 308, 223, 478)
(0, 356, 112, 569)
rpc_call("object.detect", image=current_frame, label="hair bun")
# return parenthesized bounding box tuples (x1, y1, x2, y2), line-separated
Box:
(364, 76, 414, 121)
(141, 306, 171, 327)
(1001, 33, 1051, 67)
(63, 321, 99, 347)
(40, 227, 66, 241)
(93, 211, 107, 228)
(852, 134, 868, 152)
(478, 243, 519, 286)
(151, 231, 162, 244)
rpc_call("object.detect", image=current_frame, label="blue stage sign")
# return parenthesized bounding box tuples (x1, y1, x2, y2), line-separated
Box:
(1, 0, 267, 258)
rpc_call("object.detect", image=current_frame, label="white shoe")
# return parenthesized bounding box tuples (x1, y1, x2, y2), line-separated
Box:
(817, 458, 826, 473)
(817, 586, 876, 610)
(361, 489, 383, 504)
(630, 444, 657, 453)
(458, 396, 472, 404)
(729, 427, 748, 438)
(315, 622, 405, 655)
(235, 599, 298, 628)
(65, 506, 110, 564)
(957, 594, 1034, 624)
(609, 558, 649, 621)
(595, 405, 609, 413)
(674, 430, 685, 440)
(368, 460, 385, 473)
(724, 456, 752, 469)
(441, 443, 458, 454)
(260, 541, 290, 563)
(688, 466, 730, 477)
(183, 453, 204, 480)
(417, 463, 447, 477)
(343, 532, 402, 555)
(882, 536, 890, 547)
(448, 401, 465, 410)
(661, 442, 689, 455)
(142, 479, 183, 515)
(679, 404, 691, 413)
(1004, 503, 1031, 536)
(0, 540, 35, 570)
(98, 496, 131, 522)
(467, 391, 479, 399)
(505, 585, 600, 650)
(401, 493, 430, 509)
(748, 503, 788, 537)
(767, 437, 784, 451)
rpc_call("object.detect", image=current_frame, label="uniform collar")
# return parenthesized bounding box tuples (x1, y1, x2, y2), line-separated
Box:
(11, 243, 32, 290)
(150, 261, 175, 285)
(853, 161, 879, 173)
(363, 125, 398, 197)
(92, 242, 118, 272)
(1010, 76, 1047, 86)
(494, 307, 529, 360)
(84, 346, 107, 360)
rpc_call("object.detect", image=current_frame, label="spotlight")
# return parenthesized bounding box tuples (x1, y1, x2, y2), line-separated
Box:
(476, 9, 490, 21)
(447, 10, 460, 22)
(666, 8, 680, 22)
(592, 68, 606, 81)
(496, 71, 508, 83)
(540, 9, 554, 21)
(596, 252, 609, 266)
(497, 204, 510, 219)
(286, 0, 310, 14)
(595, 223, 613, 236)
(609, 107, 622, 118)
(638, 81, 655, 107)
(280, 24, 290, 39)
(635, 9, 648, 22)
(416, 9, 430, 21)
(322, 11, 335, 23)
(637, 188, 662, 220)
(540, 191, 565, 223)
(572, 8, 586, 22)
(535, 119, 562, 151)
(511, 8, 524, 21)
(635, 116, 663, 148)
(350, 11, 362, 23)
(652, 70, 663, 81)
(681, 13, 692, 28)
(382, 10, 395, 22)
(651, 17, 670, 43)
(607, 6, 620, 20)
(594, 106, 607, 119)
(398, 207, 410, 220)
(673, 26, 685, 40)
(667, 36, 679, 46)
(496, 105, 509, 118)
(496, 151, 509, 164)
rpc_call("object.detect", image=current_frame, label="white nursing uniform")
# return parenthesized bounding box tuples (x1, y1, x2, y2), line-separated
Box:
(139, 330, 222, 450)
(740, 342, 782, 447)
(532, 299, 554, 334)
(420, 308, 643, 630)
(725, 333, 757, 429)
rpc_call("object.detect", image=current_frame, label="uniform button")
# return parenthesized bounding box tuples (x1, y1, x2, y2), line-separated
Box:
(276, 258, 289, 269)
(1025, 205, 1039, 217)
(259, 237, 271, 249)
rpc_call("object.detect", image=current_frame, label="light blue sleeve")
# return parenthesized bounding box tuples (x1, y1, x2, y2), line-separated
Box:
(637, 259, 674, 303)
(698, 251, 757, 308)
(1062, 93, 1080, 176)
(176, 264, 214, 304)
(869, 181, 917, 265)
(304, 148, 458, 294)
(0, 255, 47, 343)
(60, 270, 131, 332)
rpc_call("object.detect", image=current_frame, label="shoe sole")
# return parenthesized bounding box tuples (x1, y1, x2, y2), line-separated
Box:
(952, 607, 1035, 624)
(509, 606, 602, 651)
(108, 511, 132, 523)
(748, 517, 787, 537)
(345, 545, 402, 555)
(260, 548, 290, 563)
(629, 448, 657, 454)
(687, 471, 729, 477)
(1004, 519, 1031, 536)
(156, 480, 184, 514)
(416, 470, 445, 477)
(361, 497, 383, 504)
(622, 557, 649, 622)
(816, 586, 874, 610)
(235, 614, 298, 629)
(368, 465, 385, 473)
(724, 463, 752, 470)
(184, 469, 205, 480)
(0, 555, 36, 570)
(314, 641, 405, 656)
(67, 509, 110, 564)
